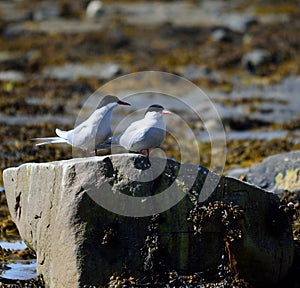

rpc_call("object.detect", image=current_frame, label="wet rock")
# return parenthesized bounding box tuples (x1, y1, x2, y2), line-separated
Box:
(214, 76, 300, 126)
(3, 23, 29, 39)
(242, 49, 271, 73)
(43, 62, 120, 80)
(0, 52, 27, 71)
(3, 19, 103, 36)
(0, 1, 31, 22)
(86, 0, 104, 20)
(178, 64, 222, 82)
(226, 117, 271, 131)
(178, 64, 210, 81)
(246, 150, 300, 194)
(33, 1, 61, 21)
(211, 28, 232, 42)
(0, 52, 19, 65)
(221, 14, 257, 33)
(0, 71, 25, 82)
(3, 154, 294, 287)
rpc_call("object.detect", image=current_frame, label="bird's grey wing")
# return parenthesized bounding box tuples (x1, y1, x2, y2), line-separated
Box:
(97, 134, 122, 150)
(70, 122, 95, 148)
(123, 127, 165, 151)
(117, 119, 145, 149)
(72, 109, 110, 148)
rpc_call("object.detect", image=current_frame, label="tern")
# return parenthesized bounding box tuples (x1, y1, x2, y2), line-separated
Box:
(103, 104, 171, 157)
(32, 95, 130, 155)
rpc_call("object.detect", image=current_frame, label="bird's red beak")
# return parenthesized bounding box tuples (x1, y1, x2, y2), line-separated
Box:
(162, 110, 172, 114)
(117, 100, 131, 106)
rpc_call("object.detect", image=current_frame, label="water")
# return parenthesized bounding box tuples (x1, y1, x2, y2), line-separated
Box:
(197, 130, 289, 142)
(1, 260, 36, 280)
(0, 241, 37, 280)
(43, 62, 120, 80)
(0, 240, 27, 250)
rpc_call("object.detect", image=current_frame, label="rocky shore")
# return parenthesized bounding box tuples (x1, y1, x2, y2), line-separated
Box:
(1, 0, 300, 287)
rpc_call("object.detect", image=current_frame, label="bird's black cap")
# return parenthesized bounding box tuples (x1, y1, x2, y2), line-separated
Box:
(98, 95, 130, 108)
(145, 104, 165, 114)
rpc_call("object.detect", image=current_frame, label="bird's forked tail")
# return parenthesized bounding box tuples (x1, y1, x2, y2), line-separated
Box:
(31, 137, 69, 146)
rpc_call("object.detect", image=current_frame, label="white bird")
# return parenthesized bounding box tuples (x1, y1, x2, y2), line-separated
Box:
(32, 95, 130, 155)
(103, 104, 171, 157)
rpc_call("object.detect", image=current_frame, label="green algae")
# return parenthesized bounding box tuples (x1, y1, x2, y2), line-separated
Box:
(274, 169, 300, 193)
(255, 4, 299, 15)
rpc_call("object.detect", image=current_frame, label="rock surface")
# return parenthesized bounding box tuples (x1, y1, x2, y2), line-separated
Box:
(246, 150, 300, 194)
(43, 62, 120, 80)
(3, 154, 294, 287)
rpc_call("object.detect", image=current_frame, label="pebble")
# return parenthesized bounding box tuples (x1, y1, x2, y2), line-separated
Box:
(242, 49, 271, 73)
(179, 64, 211, 81)
(222, 14, 258, 33)
(86, 0, 104, 20)
(211, 28, 231, 42)
(33, 1, 61, 21)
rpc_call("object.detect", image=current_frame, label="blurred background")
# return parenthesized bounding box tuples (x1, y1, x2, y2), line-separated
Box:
(0, 0, 300, 176)
(0, 0, 300, 284)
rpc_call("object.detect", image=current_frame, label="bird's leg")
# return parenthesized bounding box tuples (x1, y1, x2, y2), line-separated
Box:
(95, 148, 97, 156)
(139, 149, 150, 157)
(86, 149, 91, 157)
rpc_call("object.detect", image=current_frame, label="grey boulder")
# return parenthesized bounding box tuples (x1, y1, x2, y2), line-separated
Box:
(3, 154, 294, 287)
(246, 150, 300, 194)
